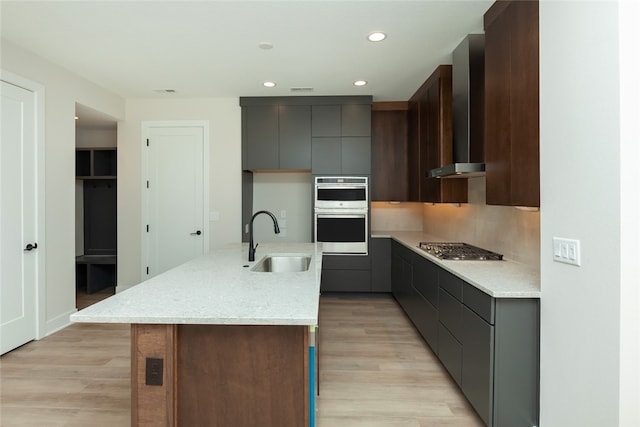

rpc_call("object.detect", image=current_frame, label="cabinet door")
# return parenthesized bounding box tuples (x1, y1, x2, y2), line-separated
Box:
(312, 105, 341, 137)
(485, 0, 539, 207)
(279, 105, 311, 170)
(321, 269, 371, 292)
(508, 0, 539, 207)
(371, 107, 409, 201)
(411, 291, 438, 352)
(341, 104, 371, 137)
(438, 322, 462, 386)
(461, 305, 494, 426)
(311, 137, 341, 174)
(371, 238, 391, 292)
(391, 242, 413, 311)
(484, 5, 512, 206)
(412, 254, 438, 307)
(246, 105, 279, 170)
(438, 288, 463, 340)
(341, 137, 371, 175)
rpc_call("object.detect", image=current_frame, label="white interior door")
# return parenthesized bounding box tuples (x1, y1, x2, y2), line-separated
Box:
(143, 123, 208, 278)
(1, 81, 38, 354)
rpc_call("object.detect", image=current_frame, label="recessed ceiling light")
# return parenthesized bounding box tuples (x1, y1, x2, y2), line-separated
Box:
(354, 80, 368, 87)
(367, 32, 387, 42)
(263, 81, 276, 88)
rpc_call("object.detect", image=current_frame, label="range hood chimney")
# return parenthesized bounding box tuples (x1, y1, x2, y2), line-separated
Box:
(428, 34, 485, 179)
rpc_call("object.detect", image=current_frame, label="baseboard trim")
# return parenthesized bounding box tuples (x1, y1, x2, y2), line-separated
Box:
(45, 308, 77, 337)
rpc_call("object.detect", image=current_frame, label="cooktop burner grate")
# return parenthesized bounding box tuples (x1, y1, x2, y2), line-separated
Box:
(417, 242, 503, 261)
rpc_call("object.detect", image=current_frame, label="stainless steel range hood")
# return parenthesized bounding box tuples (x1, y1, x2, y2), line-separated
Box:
(428, 34, 485, 179)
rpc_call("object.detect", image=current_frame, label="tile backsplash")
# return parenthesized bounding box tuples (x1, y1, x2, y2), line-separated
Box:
(372, 177, 540, 269)
(371, 202, 423, 231)
(422, 177, 540, 268)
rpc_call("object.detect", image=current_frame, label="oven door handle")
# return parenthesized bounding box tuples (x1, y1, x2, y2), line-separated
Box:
(315, 213, 367, 218)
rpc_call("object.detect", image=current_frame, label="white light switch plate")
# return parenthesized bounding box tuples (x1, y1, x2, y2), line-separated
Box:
(553, 237, 581, 266)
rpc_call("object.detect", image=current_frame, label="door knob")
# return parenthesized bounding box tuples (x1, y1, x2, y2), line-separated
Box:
(24, 243, 38, 251)
(190, 230, 202, 236)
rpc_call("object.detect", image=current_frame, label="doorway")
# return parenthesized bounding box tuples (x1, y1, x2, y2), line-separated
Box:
(0, 73, 45, 355)
(141, 121, 210, 278)
(75, 103, 118, 309)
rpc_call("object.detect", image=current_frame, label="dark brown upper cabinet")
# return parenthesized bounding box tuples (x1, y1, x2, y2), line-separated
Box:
(371, 102, 410, 201)
(409, 65, 468, 203)
(484, 0, 540, 207)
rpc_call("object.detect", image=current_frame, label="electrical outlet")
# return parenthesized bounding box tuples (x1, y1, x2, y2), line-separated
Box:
(280, 210, 287, 219)
(552, 237, 581, 266)
(279, 219, 287, 228)
(145, 357, 163, 386)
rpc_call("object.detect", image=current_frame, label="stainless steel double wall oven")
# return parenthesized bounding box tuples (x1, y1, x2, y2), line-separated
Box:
(313, 176, 368, 255)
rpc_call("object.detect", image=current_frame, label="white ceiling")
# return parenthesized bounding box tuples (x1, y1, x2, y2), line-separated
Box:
(2, 0, 492, 125)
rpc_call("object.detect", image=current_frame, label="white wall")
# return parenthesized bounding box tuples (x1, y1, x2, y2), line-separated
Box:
(75, 127, 117, 148)
(118, 98, 241, 289)
(252, 172, 312, 244)
(617, 2, 640, 424)
(539, 1, 639, 425)
(1, 39, 125, 334)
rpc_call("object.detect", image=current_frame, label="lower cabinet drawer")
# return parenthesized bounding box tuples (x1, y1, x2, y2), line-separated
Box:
(410, 292, 438, 352)
(438, 323, 462, 386)
(439, 288, 463, 340)
(321, 269, 371, 292)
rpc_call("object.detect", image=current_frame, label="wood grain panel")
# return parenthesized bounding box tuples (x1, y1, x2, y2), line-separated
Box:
(371, 108, 409, 201)
(131, 324, 176, 427)
(485, 0, 540, 207)
(412, 65, 468, 203)
(176, 324, 308, 427)
(484, 2, 513, 206)
(509, 0, 540, 207)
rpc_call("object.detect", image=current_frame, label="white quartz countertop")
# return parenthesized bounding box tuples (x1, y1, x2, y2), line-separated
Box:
(70, 243, 322, 326)
(372, 230, 540, 298)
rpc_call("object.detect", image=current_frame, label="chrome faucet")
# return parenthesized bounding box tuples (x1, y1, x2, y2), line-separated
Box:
(248, 210, 280, 261)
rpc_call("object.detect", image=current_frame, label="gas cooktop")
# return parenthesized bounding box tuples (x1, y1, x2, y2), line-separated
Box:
(417, 242, 503, 261)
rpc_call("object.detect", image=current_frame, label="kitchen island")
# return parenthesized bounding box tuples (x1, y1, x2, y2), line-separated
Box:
(71, 242, 322, 427)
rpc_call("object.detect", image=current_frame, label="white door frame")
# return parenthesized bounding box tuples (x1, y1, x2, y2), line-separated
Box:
(1, 69, 47, 341)
(140, 121, 210, 279)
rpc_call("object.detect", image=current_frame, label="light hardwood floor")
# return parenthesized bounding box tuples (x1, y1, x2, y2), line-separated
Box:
(1, 294, 482, 426)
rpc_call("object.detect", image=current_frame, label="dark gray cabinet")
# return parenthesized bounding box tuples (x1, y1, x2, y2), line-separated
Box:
(245, 105, 279, 170)
(390, 241, 539, 426)
(243, 104, 311, 170)
(371, 238, 391, 292)
(391, 240, 413, 309)
(311, 103, 371, 175)
(320, 253, 371, 292)
(461, 305, 494, 424)
(241, 96, 371, 173)
(311, 137, 341, 175)
(410, 252, 439, 351)
(75, 147, 117, 294)
(279, 105, 312, 169)
(311, 105, 341, 136)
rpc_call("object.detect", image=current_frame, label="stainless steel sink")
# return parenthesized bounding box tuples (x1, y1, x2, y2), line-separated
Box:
(251, 254, 311, 273)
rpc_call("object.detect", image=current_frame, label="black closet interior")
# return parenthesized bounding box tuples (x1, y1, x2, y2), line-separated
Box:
(75, 148, 117, 293)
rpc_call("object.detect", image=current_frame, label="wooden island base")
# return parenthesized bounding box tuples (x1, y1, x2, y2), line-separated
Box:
(131, 324, 310, 427)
